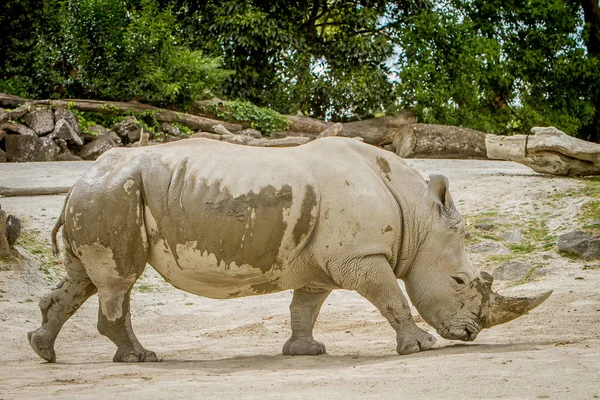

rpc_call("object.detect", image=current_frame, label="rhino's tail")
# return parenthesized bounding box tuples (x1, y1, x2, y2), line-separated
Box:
(51, 188, 72, 257)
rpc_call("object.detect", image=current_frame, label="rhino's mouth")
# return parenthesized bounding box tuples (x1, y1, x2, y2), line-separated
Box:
(439, 321, 481, 342)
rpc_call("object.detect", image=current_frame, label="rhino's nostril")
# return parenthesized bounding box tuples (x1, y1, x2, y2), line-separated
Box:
(464, 325, 477, 341)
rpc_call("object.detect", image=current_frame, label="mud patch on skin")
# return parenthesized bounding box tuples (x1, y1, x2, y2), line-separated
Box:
(144, 173, 294, 274)
(382, 225, 393, 234)
(376, 157, 392, 181)
(292, 185, 317, 246)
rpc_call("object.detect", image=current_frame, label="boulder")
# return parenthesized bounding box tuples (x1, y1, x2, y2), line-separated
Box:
(23, 108, 54, 135)
(0, 148, 6, 163)
(0, 122, 36, 136)
(467, 241, 510, 255)
(50, 119, 83, 145)
(5, 134, 59, 162)
(79, 136, 117, 160)
(56, 139, 83, 161)
(0, 129, 5, 141)
(54, 109, 80, 133)
(557, 231, 600, 259)
(112, 116, 140, 141)
(474, 223, 494, 231)
(88, 124, 122, 145)
(5, 214, 21, 247)
(127, 128, 142, 143)
(161, 122, 180, 136)
(492, 261, 532, 281)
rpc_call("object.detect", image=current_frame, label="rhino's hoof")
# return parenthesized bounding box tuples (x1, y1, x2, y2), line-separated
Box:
(282, 337, 326, 356)
(113, 349, 160, 362)
(28, 329, 56, 363)
(396, 329, 437, 355)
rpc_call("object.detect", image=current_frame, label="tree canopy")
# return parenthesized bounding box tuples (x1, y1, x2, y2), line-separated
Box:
(1, 0, 599, 140)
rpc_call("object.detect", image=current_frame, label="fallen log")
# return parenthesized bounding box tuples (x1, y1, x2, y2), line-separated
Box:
(190, 132, 310, 147)
(486, 127, 600, 176)
(0, 186, 71, 197)
(0, 94, 242, 134)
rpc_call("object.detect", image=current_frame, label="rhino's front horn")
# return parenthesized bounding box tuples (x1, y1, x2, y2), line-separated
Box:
(481, 290, 553, 328)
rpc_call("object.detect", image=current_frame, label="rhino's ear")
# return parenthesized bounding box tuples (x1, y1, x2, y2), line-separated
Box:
(428, 175, 461, 226)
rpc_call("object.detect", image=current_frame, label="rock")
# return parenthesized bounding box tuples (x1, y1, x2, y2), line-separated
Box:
(5, 134, 59, 162)
(0, 129, 5, 141)
(239, 128, 263, 139)
(88, 124, 122, 145)
(475, 223, 494, 231)
(23, 108, 54, 135)
(270, 131, 317, 140)
(213, 124, 233, 135)
(0, 122, 36, 136)
(503, 230, 523, 243)
(164, 135, 183, 143)
(467, 241, 510, 255)
(112, 116, 140, 140)
(56, 139, 83, 161)
(79, 136, 117, 160)
(5, 214, 21, 247)
(161, 122, 180, 136)
(557, 231, 600, 259)
(54, 109, 80, 133)
(127, 128, 142, 143)
(50, 119, 83, 145)
(492, 261, 531, 281)
(0, 148, 6, 163)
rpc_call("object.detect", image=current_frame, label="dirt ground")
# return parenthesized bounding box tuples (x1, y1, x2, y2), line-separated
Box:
(1, 158, 599, 399)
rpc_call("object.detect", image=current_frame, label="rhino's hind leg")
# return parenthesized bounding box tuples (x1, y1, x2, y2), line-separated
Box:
(28, 248, 97, 362)
(283, 289, 331, 356)
(96, 286, 158, 362)
(346, 255, 437, 355)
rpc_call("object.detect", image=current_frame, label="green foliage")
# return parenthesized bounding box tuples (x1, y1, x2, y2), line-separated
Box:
(202, 101, 289, 135)
(2, 0, 230, 105)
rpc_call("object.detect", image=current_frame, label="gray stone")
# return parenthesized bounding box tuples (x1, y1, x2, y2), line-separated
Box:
(5, 214, 21, 247)
(557, 230, 600, 259)
(0, 148, 6, 163)
(467, 241, 510, 255)
(5, 134, 59, 162)
(79, 136, 117, 160)
(23, 108, 54, 135)
(240, 128, 263, 139)
(0, 122, 36, 136)
(55, 109, 80, 133)
(492, 261, 531, 281)
(56, 139, 83, 161)
(161, 122, 180, 136)
(475, 223, 494, 231)
(127, 128, 142, 143)
(0, 129, 5, 141)
(88, 124, 122, 146)
(50, 119, 83, 146)
(503, 230, 523, 243)
(112, 116, 140, 140)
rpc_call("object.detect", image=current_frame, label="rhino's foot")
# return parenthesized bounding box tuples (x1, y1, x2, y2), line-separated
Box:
(113, 348, 159, 363)
(396, 327, 437, 355)
(28, 328, 56, 363)
(282, 337, 326, 356)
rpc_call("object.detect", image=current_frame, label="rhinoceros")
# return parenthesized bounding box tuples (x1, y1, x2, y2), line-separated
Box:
(28, 137, 551, 362)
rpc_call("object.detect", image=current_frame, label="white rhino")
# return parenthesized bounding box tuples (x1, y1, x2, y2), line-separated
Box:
(28, 137, 551, 362)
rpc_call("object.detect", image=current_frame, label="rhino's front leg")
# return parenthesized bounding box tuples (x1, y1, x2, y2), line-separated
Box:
(283, 289, 331, 355)
(349, 255, 437, 355)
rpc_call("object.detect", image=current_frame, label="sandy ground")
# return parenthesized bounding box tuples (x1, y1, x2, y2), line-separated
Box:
(0, 158, 599, 399)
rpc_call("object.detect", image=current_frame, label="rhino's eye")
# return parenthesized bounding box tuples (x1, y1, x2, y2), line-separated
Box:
(452, 276, 465, 285)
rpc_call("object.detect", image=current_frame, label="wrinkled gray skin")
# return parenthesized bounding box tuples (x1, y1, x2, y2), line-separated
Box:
(28, 137, 551, 362)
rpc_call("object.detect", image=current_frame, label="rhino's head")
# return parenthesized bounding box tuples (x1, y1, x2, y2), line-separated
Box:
(403, 175, 551, 342)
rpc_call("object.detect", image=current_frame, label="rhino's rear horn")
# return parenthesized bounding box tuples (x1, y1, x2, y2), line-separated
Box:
(482, 290, 552, 328)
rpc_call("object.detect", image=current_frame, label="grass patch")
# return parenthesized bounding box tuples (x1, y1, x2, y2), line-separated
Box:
(134, 283, 152, 292)
(18, 229, 61, 277)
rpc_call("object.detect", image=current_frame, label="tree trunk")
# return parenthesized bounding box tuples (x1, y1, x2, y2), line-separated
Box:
(486, 127, 600, 176)
(580, 0, 600, 142)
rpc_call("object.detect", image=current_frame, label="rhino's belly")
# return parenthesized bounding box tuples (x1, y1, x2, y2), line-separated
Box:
(147, 238, 282, 299)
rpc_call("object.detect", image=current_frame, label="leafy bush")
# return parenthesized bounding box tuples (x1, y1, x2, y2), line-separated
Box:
(28, 0, 231, 105)
(202, 101, 289, 135)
